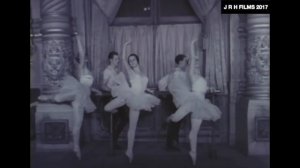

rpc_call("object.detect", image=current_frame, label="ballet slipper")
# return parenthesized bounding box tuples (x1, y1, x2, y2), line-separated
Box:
(125, 150, 133, 163)
(189, 151, 196, 166)
(74, 145, 81, 160)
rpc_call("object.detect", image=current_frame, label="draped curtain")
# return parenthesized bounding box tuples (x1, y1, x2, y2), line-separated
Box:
(109, 24, 201, 87)
(93, 0, 123, 24)
(71, 0, 228, 92)
(155, 24, 202, 82)
(88, 2, 111, 88)
(188, 0, 228, 93)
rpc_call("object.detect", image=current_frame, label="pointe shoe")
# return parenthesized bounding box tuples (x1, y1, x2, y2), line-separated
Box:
(189, 151, 196, 166)
(125, 151, 133, 163)
(74, 145, 81, 160)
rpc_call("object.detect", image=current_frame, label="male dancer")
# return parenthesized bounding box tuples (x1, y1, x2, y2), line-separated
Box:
(102, 51, 129, 149)
(166, 54, 190, 151)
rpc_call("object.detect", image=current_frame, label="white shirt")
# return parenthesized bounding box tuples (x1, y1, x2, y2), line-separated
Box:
(102, 65, 119, 91)
(167, 67, 191, 108)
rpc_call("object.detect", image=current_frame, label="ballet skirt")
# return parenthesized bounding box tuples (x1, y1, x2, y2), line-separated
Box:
(79, 66, 94, 87)
(78, 67, 96, 113)
(167, 69, 191, 108)
(108, 72, 160, 111)
(182, 76, 221, 121)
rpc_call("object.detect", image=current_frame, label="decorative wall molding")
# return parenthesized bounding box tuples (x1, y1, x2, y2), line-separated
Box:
(42, 38, 72, 91)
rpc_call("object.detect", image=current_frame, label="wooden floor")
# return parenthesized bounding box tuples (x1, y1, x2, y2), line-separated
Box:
(31, 140, 269, 168)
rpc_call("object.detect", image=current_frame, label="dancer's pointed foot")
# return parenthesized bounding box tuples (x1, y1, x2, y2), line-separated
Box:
(125, 150, 133, 163)
(189, 151, 196, 166)
(74, 145, 81, 160)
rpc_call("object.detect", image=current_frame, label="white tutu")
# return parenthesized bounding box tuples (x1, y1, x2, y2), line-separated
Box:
(77, 85, 96, 113)
(54, 75, 96, 113)
(192, 76, 208, 94)
(184, 93, 221, 121)
(126, 92, 160, 111)
(167, 70, 191, 108)
(175, 76, 221, 121)
(105, 72, 160, 111)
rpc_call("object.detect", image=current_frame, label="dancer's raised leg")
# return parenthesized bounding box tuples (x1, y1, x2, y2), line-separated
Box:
(104, 97, 126, 112)
(168, 104, 192, 122)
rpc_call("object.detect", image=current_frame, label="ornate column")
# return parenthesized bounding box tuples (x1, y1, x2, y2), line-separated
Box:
(236, 14, 270, 156)
(40, 0, 74, 94)
(35, 0, 74, 151)
(245, 14, 270, 99)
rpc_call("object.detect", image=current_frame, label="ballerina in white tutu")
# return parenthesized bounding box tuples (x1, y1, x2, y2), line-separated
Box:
(167, 39, 222, 166)
(38, 62, 99, 160)
(38, 35, 101, 159)
(104, 41, 160, 163)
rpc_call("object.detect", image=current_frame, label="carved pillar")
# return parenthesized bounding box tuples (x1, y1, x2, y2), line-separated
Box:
(245, 14, 270, 99)
(40, 0, 74, 94)
(236, 14, 270, 156)
(35, 0, 74, 151)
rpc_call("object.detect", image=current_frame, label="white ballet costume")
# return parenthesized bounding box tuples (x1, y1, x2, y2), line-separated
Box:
(78, 68, 96, 113)
(106, 72, 160, 112)
(178, 76, 221, 121)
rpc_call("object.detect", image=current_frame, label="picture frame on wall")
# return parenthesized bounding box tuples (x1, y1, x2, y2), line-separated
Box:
(255, 116, 270, 142)
(42, 119, 69, 144)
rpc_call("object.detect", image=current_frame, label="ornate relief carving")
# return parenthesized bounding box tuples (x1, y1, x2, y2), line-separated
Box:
(40, 0, 73, 94)
(246, 35, 270, 85)
(42, 39, 72, 90)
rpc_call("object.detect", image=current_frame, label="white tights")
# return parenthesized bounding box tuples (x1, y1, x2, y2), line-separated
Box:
(189, 118, 202, 166)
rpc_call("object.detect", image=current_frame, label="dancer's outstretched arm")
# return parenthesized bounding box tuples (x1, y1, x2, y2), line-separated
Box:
(122, 41, 132, 75)
(189, 39, 198, 84)
(121, 41, 134, 87)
